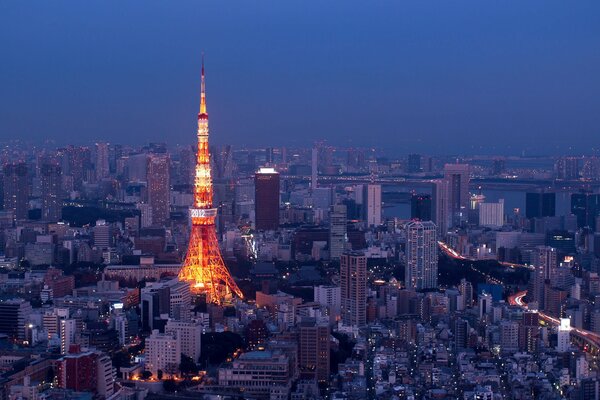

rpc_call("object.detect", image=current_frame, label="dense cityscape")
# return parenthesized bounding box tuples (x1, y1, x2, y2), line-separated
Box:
(3, 1, 600, 400)
(2, 64, 600, 399)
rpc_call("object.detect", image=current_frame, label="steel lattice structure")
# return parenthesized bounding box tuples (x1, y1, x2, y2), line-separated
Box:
(178, 59, 243, 304)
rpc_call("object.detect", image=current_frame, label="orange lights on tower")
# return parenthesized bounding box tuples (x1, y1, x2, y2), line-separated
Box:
(178, 58, 243, 304)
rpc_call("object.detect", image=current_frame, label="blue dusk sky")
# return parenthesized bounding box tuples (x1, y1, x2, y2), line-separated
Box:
(1, 1, 599, 155)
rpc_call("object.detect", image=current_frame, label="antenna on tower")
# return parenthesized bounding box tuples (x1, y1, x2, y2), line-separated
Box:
(200, 53, 207, 115)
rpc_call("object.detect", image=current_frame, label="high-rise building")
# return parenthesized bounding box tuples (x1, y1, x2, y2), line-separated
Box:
(555, 157, 579, 180)
(443, 163, 470, 226)
(60, 319, 77, 355)
(3, 162, 29, 220)
(431, 179, 450, 236)
(313, 285, 341, 320)
(254, 167, 280, 230)
(311, 147, 318, 190)
(519, 312, 540, 353)
(178, 60, 243, 304)
(499, 321, 519, 354)
(526, 191, 556, 219)
(40, 163, 63, 221)
(363, 184, 381, 226)
(0, 299, 32, 340)
(405, 221, 438, 290)
(145, 329, 181, 377)
(407, 154, 421, 173)
(165, 320, 202, 362)
(410, 194, 432, 221)
(571, 192, 600, 230)
(147, 154, 170, 226)
(478, 199, 504, 227)
(329, 204, 347, 260)
(458, 278, 473, 308)
(340, 252, 367, 327)
(95, 142, 110, 181)
(530, 246, 557, 310)
(298, 318, 330, 383)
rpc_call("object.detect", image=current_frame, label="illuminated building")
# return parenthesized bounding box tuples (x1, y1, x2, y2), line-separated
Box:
(298, 318, 330, 383)
(178, 59, 243, 304)
(328, 204, 347, 260)
(340, 252, 367, 327)
(479, 199, 504, 227)
(3, 162, 29, 220)
(444, 163, 470, 226)
(95, 142, 110, 181)
(147, 154, 170, 226)
(40, 163, 63, 221)
(145, 329, 181, 377)
(363, 184, 381, 226)
(405, 220, 438, 290)
(254, 167, 280, 230)
(431, 179, 449, 236)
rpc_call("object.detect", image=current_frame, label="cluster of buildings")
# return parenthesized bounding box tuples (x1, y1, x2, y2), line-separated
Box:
(3, 135, 600, 400)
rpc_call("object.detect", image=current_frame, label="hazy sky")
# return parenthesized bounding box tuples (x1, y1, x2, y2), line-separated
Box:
(1, 1, 599, 155)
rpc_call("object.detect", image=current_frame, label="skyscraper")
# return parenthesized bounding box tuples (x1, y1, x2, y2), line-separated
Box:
(363, 184, 382, 226)
(298, 318, 330, 383)
(571, 192, 600, 230)
(3, 162, 29, 220)
(478, 199, 504, 227)
(40, 163, 63, 221)
(311, 147, 318, 190)
(530, 246, 557, 310)
(407, 154, 421, 173)
(178, 59, 243, 304)
(405, 220, 438, 290)
(431, 179, 449, 236)
(410, 194, 432, 221)
(329, 204, 347, 260)
(254, 167, 280, 230)
(340, 252, 367, 327)
(525, 191, 556, 219)
(95, 142, 109, 181)
(443, 163, 470, 226)
(147, 154, 170, 226)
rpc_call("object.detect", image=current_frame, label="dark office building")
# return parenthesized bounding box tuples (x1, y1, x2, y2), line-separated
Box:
(526, 192, 556, 219)
(0, 299, 32, 340)
(254, 167, 280, 230)
(411, 194, 432, 221)
(571, 192, 600, 230)
(546, 230, 576, 256)
(407, 154, 421, 173)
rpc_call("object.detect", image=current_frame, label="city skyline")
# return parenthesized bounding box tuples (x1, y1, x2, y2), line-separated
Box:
(4, 3, 600, 400)
(2, 1, 600, 154)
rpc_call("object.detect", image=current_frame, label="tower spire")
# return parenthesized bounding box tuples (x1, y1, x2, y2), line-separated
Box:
(200, 54, 207, 116)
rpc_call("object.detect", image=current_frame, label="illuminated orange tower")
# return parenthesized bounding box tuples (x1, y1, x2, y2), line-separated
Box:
(178, 58, 243, 304)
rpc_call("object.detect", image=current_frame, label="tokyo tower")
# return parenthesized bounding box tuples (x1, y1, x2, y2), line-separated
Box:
(178, 58, 243, 304)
